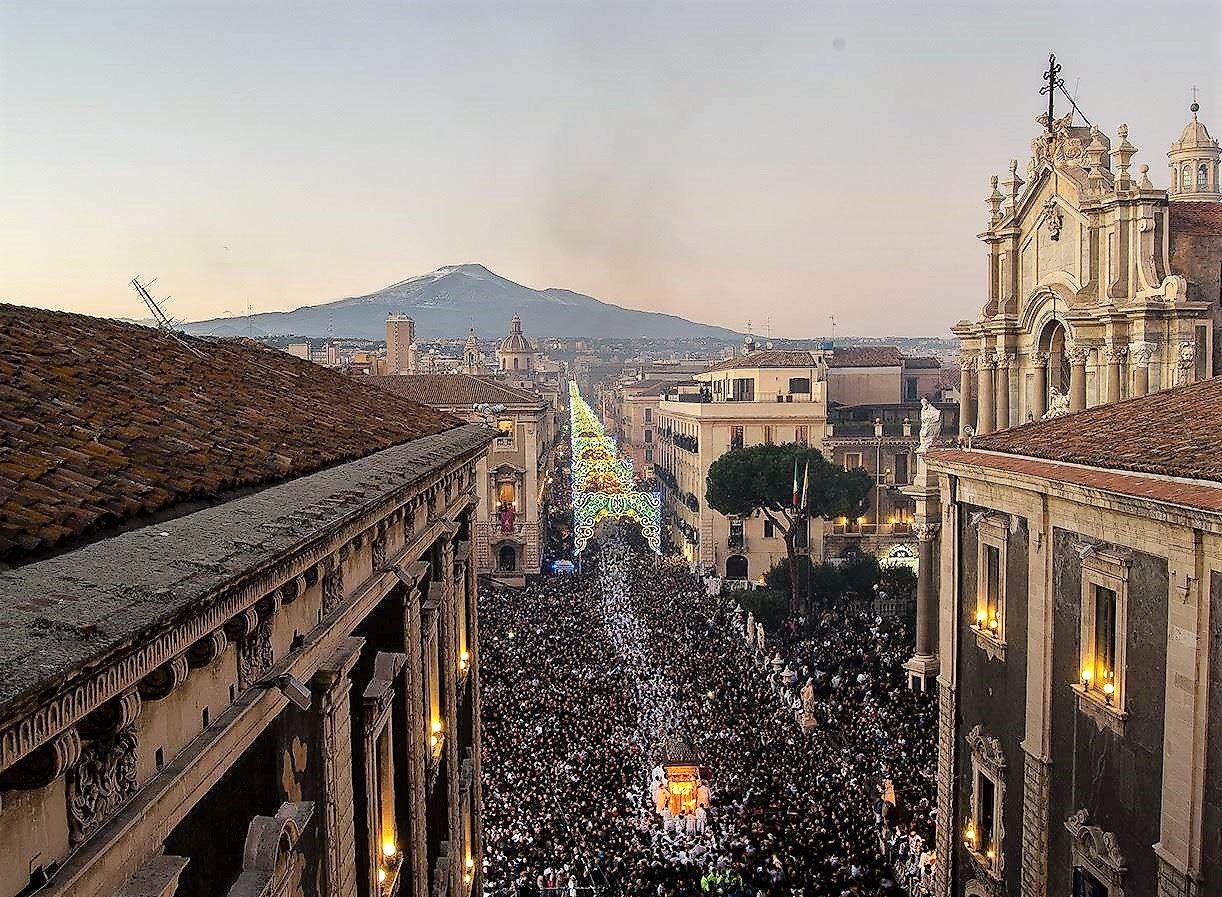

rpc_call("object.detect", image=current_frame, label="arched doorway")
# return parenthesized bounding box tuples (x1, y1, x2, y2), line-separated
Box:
(497, 545, 518, 572)
(1038, 318, 1072, 394)
(725, 554, 748, 579)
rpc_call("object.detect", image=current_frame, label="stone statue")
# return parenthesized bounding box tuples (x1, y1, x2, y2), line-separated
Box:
(1043, 387, 1070, 420)
(917, 398, 942, 453)
(745, 611, 755, 644)
(755, 622, 766, 651)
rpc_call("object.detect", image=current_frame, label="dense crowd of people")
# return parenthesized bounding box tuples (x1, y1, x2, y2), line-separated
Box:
(480, 523, 936, 897)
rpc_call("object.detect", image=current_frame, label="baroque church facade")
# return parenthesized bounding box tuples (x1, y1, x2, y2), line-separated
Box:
(954, 102, 1222, 433)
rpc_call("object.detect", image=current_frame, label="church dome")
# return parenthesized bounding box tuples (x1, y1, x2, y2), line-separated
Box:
(1168, 101, 1220, 200)
(498, 314, 533, 353)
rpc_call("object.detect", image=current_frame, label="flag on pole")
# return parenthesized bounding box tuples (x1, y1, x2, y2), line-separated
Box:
(792, 458, 799, 507)
(801, 459, 810, 511)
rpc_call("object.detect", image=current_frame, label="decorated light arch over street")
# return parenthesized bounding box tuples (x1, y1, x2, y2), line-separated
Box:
(569, 382, 662, 554)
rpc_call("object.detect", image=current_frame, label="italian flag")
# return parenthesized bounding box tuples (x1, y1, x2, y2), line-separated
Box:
(792, 458, 800, 507)
(801, 459, 810, 511)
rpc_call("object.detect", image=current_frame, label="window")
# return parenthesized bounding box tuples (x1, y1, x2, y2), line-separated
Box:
(730, 378, 755, 401)
(845, 452, 863, 470)
(494, 419, 514, 449)
(795, 426, 809, 446)
(1183, 164, 1192, 190)
(1076, 549, 1129, 732)
(644, 447, 653, 462)
(764, 425, 774, 445)
(644, 428, 653, 444)
(973, 514, 1008, 659)
(894, 453, 910, 486)
(644, 407, 652, 422)
(904, 376, 918, 401)
(788, 377, 811, 394)
(1066, 809, 1125, 897)
(730, 426, 744, 450)
(1199, 163, 1210, 192)
(1072, 868, 1108, 897)
(728, 518, 744, 549)
(964, 725, 1006, 882)
(763, 518, 775, 538)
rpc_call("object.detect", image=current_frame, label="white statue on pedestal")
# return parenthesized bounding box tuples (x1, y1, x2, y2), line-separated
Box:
(745, 611, 755, 644)
(1043, 387, 1070, 420)
(756, 622, 767, 651)
(917, 397, 942, 453)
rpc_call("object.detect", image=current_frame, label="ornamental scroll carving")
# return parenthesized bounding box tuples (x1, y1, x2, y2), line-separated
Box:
(238, 620, 274, 691)
(322, 557, 345, 616)
(966, 724, 1006, 775)
(1065, 809, 1126, 893)
(372, 534, 387, 572)
(66, 725, 138, 845)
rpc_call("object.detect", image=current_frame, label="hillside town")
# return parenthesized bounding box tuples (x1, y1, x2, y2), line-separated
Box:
(2, 8, 1221, 897)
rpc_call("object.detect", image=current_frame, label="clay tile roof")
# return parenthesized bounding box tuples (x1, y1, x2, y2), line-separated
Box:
(1169, 201, 1222, 235)
(901, 356, 942, 369)
(830, 346, 904, 368)
(364, 373, 546, 408)
(0, 304, 461, 565)
(968, 376, 1222, 483)
(702, 349, 819, 373)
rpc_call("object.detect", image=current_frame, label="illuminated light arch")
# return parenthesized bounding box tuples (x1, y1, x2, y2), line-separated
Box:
(568, 382, 661, 554)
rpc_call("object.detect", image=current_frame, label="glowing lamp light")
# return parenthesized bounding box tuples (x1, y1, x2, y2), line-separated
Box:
(988, 617, 998, 632)
(382, 842, 397, 858)
(460, 650, 470, 663)
(1103, 681, 1115, 701)
(378, 868, 387, 885)
(431, 720, 443, 734)
(986, 848, 995, 861)
(429, 734, 438, 748)
(1080, 668, 1093, 685)
(465, 856, 475, 870)
(464, 873, 473, 886)
(974, 610, 985, 629)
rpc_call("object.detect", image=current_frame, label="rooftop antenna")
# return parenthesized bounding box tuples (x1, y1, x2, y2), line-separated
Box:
(247, 300, 253, 339)
(327, 311, 335, 345)
(828, 314, 836, 348)
(131, 276, 204, 358)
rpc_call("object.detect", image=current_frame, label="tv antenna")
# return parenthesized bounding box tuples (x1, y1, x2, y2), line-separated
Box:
(828, 314, 836, 347)
(131, 276, 204, 358)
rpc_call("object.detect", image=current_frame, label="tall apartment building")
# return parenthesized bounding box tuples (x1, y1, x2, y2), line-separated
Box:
(655, 349, 829, 580)
(386, 314, 417, 374)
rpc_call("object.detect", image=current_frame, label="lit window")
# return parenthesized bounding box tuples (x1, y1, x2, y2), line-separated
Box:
(973, 514, 1008, 657)
(1076, 548, 1129, 732)
(964, 725, 1006, 882)
(844, 452, 863, 470)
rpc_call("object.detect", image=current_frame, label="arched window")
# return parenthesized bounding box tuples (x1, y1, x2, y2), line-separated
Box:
(1199, 163, 1210, 191)
(513, 356, 519, 370)
(1182, 164, 1193, 190)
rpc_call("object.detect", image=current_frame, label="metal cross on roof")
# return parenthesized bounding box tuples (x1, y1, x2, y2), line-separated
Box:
(1040, 53, 1063, 134)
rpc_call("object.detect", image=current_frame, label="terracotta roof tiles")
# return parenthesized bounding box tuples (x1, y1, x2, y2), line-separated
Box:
(1169, 201, 1222, 236)
(0, 304, 461, 565)
(702, 349, 820, 373)
(830, 346, 904, 367)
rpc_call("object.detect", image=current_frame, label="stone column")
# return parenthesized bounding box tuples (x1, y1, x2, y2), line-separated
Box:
(311, 637, 365, 897)
(994, 353, 1013, 431)
(905, 521, 941, 691)
(976, 353, 995, 436)
(1067, 344, 1089, 411)
(933, 682, 956, 897)
(1131, 342, 1154, 397)
(958, 354, 975, 435)
(1031, 352, 1049, 421)
(1105, 346, 1126, 403)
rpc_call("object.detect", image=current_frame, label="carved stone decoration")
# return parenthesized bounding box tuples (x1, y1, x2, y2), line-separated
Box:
(78, 689, 142, 739)
(225, 801, 315, 897)
(372, 535, 387, 573)
(1104, 346, 1128, 364)
(966, 724, 1006, 775)
(1065, 343, 1091, 365)
(321, 557, 345, 616)
(1130, 342, 1156, 366)
(279, 578, 300, 605)
(913, 522, 940, 542)
(1031, 111, 1087, 168)
(1176, 341, 1196, 385)
(1065, 809, 1126, 894)
(238, 620, 274, 691)
(225, 609, 260, 643)
(0, 728, 82, 791)
(138, 655, 190, 701)
(187, 630, 228, 669)
(1031, 350, 1051, 366)
(66, 725, 138, 845)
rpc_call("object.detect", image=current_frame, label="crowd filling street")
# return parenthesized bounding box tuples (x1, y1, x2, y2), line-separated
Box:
(480, 521, 937, 897)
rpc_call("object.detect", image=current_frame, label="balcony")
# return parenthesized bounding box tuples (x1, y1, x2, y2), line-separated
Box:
(831, 522, 913, 536)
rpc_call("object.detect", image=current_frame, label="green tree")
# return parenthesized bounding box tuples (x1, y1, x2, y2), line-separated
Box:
(706, 443, 872, 613)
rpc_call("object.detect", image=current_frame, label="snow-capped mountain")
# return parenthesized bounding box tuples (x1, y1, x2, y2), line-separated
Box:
(184, 264, 740, 340)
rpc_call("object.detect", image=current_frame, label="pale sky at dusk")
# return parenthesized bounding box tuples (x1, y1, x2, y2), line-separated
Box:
(2, 1, 1219, 337)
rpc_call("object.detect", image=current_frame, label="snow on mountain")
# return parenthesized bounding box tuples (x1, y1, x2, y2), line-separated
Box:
(185, 265, 740, 340)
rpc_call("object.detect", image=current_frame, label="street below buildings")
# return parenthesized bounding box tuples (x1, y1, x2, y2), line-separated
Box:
(480, 524, 936, 897)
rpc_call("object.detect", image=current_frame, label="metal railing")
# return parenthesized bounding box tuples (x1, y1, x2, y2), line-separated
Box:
(831, 522, 913, 536)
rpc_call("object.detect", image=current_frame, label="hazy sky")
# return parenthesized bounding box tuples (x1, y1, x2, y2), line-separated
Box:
(2, 1, 1219, 337)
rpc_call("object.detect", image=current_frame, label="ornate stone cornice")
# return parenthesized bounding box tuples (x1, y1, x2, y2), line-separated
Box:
(1065, 809, 1126, 890)
(1104, 346, 1129, 363)
(1031, 351, 1051, 365)
(1129, 341, 1156, 365)
(966, 723, 1006, 775)
(995, 353, 1015, 370)
(1066, 343, 1091, 365)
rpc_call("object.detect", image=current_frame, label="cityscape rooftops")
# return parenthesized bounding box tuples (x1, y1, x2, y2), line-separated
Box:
(0, 304, 460, 566)
(701, 349, 822, 374)
(365, 372, 547, 408)
(1168, 201, 1222, 234)
(829, 346, 905, 368)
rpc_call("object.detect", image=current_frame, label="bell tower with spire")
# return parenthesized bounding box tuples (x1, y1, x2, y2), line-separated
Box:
(1168, 94, 1221, 201)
